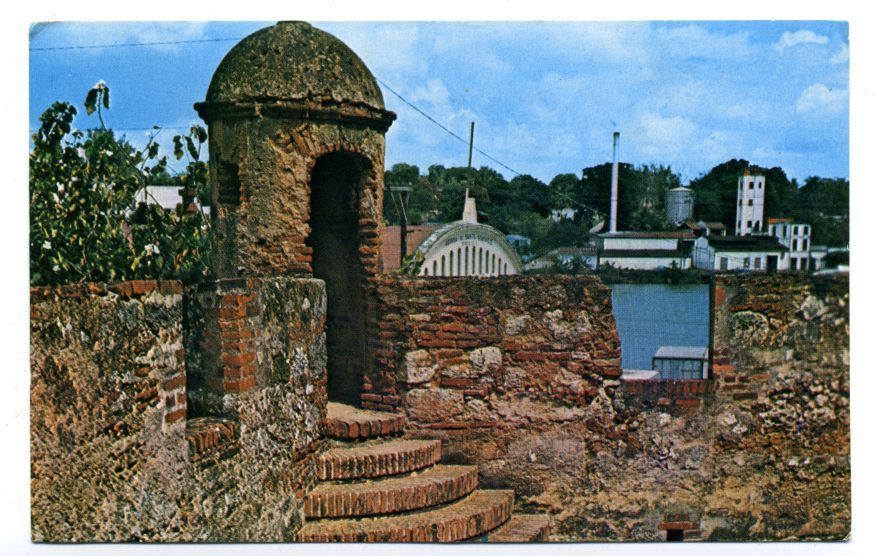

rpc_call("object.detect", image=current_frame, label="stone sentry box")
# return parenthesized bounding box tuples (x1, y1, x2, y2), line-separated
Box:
(194, 21, 396, 405)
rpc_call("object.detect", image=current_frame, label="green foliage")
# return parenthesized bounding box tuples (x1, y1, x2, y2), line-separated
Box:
(689, 159, 848, 246)
(794, 177, 849, 246)
(30, 83, 211, 286)
(380, 154, 848, 272)
(688, 158, 800, 225)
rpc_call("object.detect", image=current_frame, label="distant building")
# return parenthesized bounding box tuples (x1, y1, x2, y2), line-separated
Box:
(594, 231, 694, 270)
(680, 220, 727, 238)
(692, 235, 787, 271)
(736, 169, 765, 235)
(766, 218, 812, 271)
(810, 245, 849, 272)
(524, 246, 599, 272)
(506, 234, 532, 252)
(665, 186, 695, 224)
(410, 194, 524, 277)
(135, 185, 209, 215)
(550, 208, 578, 222)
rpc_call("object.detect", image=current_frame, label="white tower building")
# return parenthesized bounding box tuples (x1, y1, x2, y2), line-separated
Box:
(736, 169, 765, 236)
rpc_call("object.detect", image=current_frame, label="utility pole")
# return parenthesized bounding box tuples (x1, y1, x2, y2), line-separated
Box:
(467, 121, 475, 169)
(389, 186, 412, 264)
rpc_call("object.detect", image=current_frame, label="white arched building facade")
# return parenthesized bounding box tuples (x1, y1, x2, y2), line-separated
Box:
(415, 195, 523, 277)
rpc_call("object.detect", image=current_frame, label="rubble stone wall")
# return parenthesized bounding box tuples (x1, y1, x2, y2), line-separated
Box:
(370, 273, 849, 542)
(31, 281, 188, 541)
(369, 275, 626, 521)
(31, 277, 328, 542)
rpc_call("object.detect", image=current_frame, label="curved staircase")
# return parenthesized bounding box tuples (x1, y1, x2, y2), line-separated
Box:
(297, 402, 549, 543)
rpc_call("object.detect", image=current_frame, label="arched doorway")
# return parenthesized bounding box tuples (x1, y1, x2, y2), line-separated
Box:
(307, 152, 370, 405)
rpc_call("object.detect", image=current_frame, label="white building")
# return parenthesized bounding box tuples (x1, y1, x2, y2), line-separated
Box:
(692, 235, 787, 271)
(767, 218, 812, 271)
(736, 170, 765, 235)
(594, 231, 694, 270)
(550, 208, 578, 222)
(414, 194, 523, 277)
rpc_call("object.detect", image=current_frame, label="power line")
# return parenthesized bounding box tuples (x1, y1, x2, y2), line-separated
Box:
(31, 34, 530, 181)
(29, 37, 242, 52)
(375, 78, 523, 177)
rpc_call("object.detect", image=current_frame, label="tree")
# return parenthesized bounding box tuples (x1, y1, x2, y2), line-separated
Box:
(689, 159, 799, 227)
(30, 83, 211, 286)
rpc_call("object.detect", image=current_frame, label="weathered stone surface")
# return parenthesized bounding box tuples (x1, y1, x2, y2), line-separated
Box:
(205, 21, 385, 110)
(405, 388, 465, 422)
(405, 349, 437, 384)
(31, 283, 188, 542)
(470, 346, 502, 375)
(367, 274, 848, 542)
(31, 276, 329, 542)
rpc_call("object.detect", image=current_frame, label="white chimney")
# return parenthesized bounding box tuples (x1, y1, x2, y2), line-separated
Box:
(609, 131, 620, 233)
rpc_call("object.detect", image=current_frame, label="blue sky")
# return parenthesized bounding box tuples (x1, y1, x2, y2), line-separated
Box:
(29, 20, 849, 184)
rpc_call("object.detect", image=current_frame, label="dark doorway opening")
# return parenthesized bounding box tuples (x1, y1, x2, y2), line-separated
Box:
(767, 255, 778, 273)
(666, 529, 684, 542)
(307, 152, 369, 405)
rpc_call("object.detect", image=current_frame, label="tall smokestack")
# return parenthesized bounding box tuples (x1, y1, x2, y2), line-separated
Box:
(609, 131, 620, 233)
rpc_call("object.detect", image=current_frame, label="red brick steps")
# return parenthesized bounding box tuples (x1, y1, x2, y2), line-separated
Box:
(486, 514, 551, 542)
(305, 464, 478, 518)
(297, 490, 515, 542)
(325, 402, 406, 440)
(317, 439, 442, 480)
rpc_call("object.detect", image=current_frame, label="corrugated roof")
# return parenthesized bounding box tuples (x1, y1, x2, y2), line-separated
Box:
(654, 346, 708, 359)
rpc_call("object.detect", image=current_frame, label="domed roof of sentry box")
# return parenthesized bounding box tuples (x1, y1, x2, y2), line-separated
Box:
(205, 21, 385, 110)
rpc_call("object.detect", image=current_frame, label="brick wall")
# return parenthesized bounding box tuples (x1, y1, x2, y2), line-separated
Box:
(366, 273, 848, 542)
(368, 275, 621, 418)
(369, 275, 625, 519)
(703, 273, 850, 540)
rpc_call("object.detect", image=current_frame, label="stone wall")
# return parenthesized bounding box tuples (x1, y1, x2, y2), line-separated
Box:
(704, 273, 850, 540)
(369, 273, 849, 542)
(31, 277, 328, 542)
(31, 281, 188, 541)
(181, 275, 328, 541)
(369, 275, 625, 518)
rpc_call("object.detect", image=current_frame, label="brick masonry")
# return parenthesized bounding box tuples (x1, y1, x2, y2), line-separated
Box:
(305, 464, 478, 518)
(360, 273, 848, 542)
(317, 439, 442, 481)
(367, 274, 621, 419)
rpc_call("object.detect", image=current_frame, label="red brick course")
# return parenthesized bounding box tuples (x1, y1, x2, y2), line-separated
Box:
(305, 464, 478, 518)
(317, 439, 442, 481)
(297, 490, 514, 542)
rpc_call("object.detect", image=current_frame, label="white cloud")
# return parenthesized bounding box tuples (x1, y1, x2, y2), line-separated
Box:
(319, 23, 423, 83)
(655, 24, 753, 61)
(795, 83, 847, 115)
(630, 112, 698, 161)
(774, 30, 829, 52)
(410, 79, 451, 108)
(830, 43, 849, 65)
